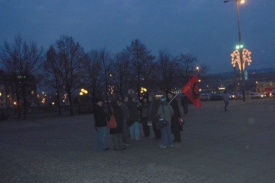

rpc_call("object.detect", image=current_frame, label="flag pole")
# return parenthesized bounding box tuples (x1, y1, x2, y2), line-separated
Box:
(168, 93, 180, 104)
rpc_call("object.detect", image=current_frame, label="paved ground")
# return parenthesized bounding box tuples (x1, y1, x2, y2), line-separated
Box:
(0, 98, 275, 183)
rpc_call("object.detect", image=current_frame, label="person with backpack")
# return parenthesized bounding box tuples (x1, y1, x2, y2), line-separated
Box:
(157, 96, 174, 148)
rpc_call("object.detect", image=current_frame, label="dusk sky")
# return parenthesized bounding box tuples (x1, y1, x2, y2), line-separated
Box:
(0, 0, 274, 73)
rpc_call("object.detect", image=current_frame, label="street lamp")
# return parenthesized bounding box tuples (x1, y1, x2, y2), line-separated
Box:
(224, 0, 246, 101)
(195, 66, 199, 73)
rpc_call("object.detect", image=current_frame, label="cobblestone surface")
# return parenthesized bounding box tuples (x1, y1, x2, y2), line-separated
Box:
(1, 98, 275, 183)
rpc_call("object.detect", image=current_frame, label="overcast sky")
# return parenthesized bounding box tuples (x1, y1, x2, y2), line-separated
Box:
(0, 0, 274, 73)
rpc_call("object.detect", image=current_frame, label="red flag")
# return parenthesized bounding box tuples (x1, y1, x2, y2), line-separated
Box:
(181, 75, 201, 109)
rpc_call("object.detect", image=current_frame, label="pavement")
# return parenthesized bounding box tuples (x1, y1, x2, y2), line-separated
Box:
(0, 98, 275, 183)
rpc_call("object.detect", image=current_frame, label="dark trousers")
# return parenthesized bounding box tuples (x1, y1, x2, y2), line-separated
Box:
(141, 117, 150, 137)
(152, 122, 161, 139)
(173, 130, 181, 142)
(112, 134, 123, 150)
(122, 122, 130, 144)
(183, 105, 188, 114)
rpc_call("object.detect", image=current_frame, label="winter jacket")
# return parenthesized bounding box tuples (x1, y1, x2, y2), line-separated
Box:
(93, 104, 107, 127)
(120, 103, 130, 121)
(169, 98, 183, 132)
(126, 101, 140, 122)
(110, 104, 124, 134)
(157, 101, 174, 123)
(139, 102, 149, 118)
(148, 99, 160, 123)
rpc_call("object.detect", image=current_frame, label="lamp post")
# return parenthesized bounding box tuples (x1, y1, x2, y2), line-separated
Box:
(195, 66, 200, 91)
(231, 47, 252, 100)
(224, 0, 246, 101)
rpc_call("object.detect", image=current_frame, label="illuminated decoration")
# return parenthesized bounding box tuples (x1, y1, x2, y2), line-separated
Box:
(41, 98, 46, 104)
(225, 0, 247, 101)
(109, 85, 114, 95)
(79, 88, 88, 96)
(231, 48, 252, 70)
(52, 102, 55, 105)
(140, 87, 147, 94)
(63, 93, 67, 102)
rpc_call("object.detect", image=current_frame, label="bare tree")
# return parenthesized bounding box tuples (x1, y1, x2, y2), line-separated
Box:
(112, 50, 131, 99)
(54, 35, 86, 115)
(100, 49, 113, 103)
(83, 49, 106, 104)
(126, 39, 155, 99)
(43, 45, 64, 115)
(179, 54, 198, 85)
(197, 62, 209, 76)
(0, 35, 43, 119)
(156, 50, 180, 95)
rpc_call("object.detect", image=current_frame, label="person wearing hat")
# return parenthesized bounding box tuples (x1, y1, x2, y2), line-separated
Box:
(93, 98, 109, 151)
(157, 96, 174, 148)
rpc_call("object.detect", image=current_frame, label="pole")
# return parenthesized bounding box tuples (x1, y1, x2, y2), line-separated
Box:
(168, 93, 180, 104)
(234, 66, 237, 99)
(236, 0, 245, 101)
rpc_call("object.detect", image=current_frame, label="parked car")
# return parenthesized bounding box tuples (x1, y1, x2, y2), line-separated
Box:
(249, 92, 264, 99)
(200, 93, 210, 101)
(210, 93, 223, 101)
(238, 91, 264, 99)
(237, 92, 244, 99)
(228, 93, 236, 100)
(237, 91, 250, 99)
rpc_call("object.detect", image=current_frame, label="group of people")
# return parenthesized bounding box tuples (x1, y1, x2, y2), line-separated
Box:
(93, 92, 185, 151)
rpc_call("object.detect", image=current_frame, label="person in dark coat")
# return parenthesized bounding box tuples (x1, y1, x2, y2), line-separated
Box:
(121, 96, 131, 147)
(109, 98, 125, 151)
(139, 96, 150, 137)
(126, 96, 140, 141)
(93, 98, 109, 151)
(181, 94, 188, 115)
(168, 92, 183, 143)
(148, 94, 161, 140)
